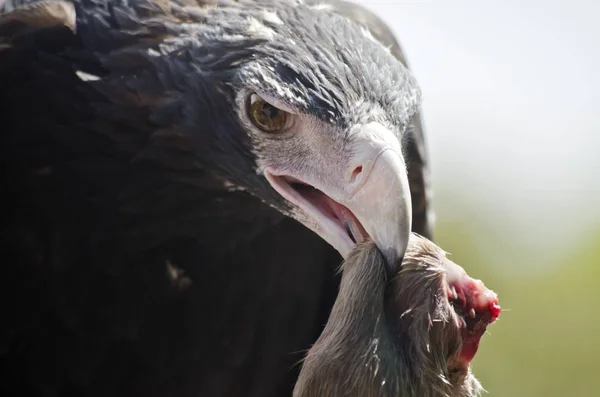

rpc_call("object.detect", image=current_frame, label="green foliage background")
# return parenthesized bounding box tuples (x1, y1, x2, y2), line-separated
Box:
(434, 218, 600, 397)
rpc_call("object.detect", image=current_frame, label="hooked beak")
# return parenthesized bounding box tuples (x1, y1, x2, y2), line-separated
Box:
(343, 148, 412, 268)
(264, 122, 412, 272)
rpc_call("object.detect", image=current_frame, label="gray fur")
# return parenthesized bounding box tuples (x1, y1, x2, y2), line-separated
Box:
(294, 235, 483, 397)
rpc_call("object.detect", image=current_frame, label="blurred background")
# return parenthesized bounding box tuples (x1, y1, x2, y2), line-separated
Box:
(353, 0, 600, 396)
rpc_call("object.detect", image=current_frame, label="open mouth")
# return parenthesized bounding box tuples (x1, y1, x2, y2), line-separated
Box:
(264, 171, 370, 253)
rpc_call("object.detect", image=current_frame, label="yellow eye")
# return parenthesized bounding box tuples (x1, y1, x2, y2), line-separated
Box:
(247, 93, 290, 133)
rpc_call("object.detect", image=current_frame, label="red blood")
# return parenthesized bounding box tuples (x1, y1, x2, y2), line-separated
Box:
(489, 302, 502, 320)
(447, 273, 501, 366)
(459, 339, 481, 363)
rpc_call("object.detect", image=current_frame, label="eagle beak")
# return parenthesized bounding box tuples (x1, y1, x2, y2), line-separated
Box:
(342, 148, 412, 271)
(264, 122, 412, 273)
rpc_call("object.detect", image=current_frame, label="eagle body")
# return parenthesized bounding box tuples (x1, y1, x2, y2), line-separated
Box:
(0, 1, 432, 396)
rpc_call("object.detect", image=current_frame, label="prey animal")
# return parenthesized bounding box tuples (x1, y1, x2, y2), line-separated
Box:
(295, 234, 501, 397)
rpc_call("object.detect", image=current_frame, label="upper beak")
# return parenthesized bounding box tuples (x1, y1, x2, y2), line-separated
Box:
(264, 122, 412, 273)
(342, 148, 412, 271)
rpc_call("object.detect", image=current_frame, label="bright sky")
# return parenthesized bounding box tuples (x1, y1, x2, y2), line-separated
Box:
(354, 0, 600, 271)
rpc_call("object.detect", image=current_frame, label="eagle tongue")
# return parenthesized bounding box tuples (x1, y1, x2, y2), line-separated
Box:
(286, 180, 369, 245)
(325, 199, 369, 244)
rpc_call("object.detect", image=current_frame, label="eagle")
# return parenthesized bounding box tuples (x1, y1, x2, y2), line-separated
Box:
(0, 0, 433, 396)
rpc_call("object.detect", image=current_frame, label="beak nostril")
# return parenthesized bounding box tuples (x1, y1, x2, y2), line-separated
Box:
(349, 165, 363, 184)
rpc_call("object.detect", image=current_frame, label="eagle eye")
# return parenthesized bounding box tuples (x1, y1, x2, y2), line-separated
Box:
(247, 93, 290, 133)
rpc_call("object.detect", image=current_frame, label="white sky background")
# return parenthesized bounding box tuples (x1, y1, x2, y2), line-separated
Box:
(354, 0, 600, 272)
